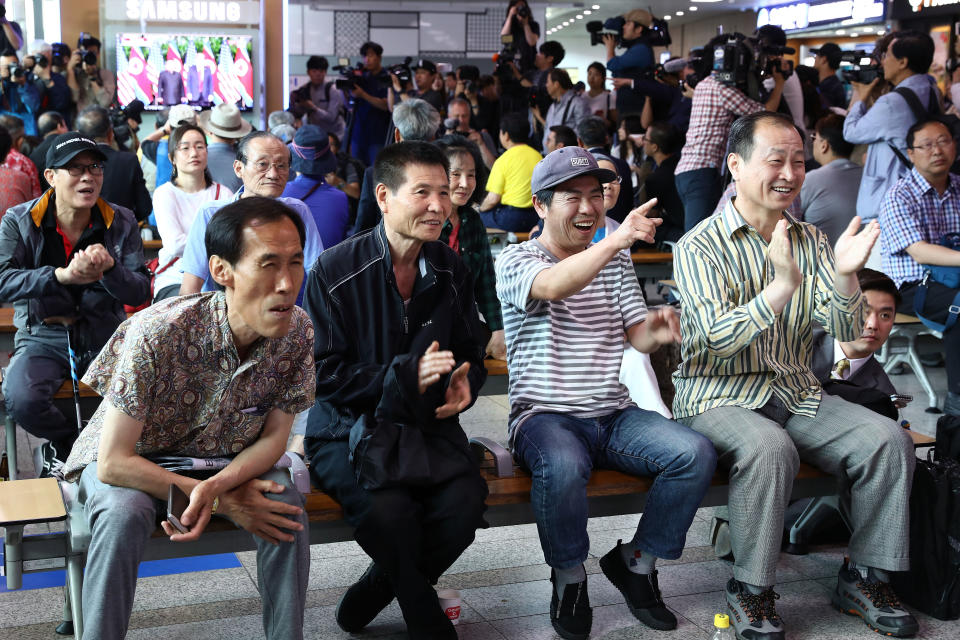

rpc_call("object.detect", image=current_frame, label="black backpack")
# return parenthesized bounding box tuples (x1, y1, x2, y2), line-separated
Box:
(891, 414, 960, 620)
(888, 86, 960, 175)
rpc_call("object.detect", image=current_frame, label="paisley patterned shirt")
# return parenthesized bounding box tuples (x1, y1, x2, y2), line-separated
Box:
(63, 292, 315, 482)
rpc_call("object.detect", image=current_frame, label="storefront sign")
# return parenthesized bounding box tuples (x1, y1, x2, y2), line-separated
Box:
(893, 0, 960, 18)
(757, 0, 885, 32)
(109, 0, 260, 24)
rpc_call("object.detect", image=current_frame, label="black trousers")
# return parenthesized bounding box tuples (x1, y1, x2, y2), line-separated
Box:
(306, 437, 488, 633)
(899, 280, 960, 394)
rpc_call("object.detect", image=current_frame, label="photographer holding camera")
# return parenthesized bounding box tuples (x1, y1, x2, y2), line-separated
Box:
(844, 31, 937, 232)
(345, 41, 391, 167)
(0, 1, 22, 63)
(674, 33, 786, 231)
(603, 10, 658, 116)
(67, 35, 116, 112)
(501, 0, 540, 74)
(289, 55, 346, 141)
(26, 42, 73, 121)
(390, 58, 445, 114)
(1, 58, 40, 134)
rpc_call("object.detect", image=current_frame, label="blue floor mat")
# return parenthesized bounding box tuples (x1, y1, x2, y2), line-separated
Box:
(0, 537, 241, 592)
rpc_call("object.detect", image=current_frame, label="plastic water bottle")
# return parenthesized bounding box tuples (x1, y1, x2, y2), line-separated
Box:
(712, 613, 734, 639)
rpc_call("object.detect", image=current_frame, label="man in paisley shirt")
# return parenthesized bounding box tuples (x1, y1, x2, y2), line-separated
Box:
(61, 197, 316, 640)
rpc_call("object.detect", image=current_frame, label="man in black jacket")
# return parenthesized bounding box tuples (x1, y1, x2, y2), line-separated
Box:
(303, 141, 488, 639)
(75, 106, 153, 221)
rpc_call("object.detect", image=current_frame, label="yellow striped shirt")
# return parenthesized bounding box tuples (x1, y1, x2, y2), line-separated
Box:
(672, 200, 864, 419)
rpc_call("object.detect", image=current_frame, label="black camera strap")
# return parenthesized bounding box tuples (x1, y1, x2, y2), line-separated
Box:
(888, 86, 940, 169)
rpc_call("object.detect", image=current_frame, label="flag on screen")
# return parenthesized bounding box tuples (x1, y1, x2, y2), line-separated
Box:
(123, 47, 154, 104)
(234, 46, 253, 108)
(203, 42, 220, 104)
(147, 41, 163, 97)
(216, 43, 241, 105)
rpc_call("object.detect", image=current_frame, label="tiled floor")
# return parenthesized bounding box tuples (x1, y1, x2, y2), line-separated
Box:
(1, 297, 956, 639)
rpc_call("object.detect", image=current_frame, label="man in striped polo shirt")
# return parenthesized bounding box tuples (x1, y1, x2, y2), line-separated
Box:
(674, 111, 918, 639)
(496, 146, 717, 640)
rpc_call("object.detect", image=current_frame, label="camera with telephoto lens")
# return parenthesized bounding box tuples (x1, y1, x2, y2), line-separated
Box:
(839, 50, 881, 84)
(757, 42, 795, 80)
(51, 43, 70, 69)
(516, 4, 530, 19)
(587, 13, 671, 49)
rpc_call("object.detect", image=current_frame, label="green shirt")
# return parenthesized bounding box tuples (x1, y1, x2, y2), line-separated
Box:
(672, 200, 864, 419)
(440, 204, 503, 332)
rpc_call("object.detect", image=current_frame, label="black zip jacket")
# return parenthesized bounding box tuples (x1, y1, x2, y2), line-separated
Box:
(303, 222, 488, 444)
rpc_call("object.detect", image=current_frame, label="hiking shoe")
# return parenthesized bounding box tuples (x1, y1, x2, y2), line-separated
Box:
(550, 570, 592, 640)
(831, 562, 919, 637)
(335, 562, 395, 632)
(599, 541, 677, 630)
(34, 441, 66, 479)
(725, 578, 785, 640)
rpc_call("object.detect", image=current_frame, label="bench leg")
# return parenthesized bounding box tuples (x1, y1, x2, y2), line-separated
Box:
(56, 593, 74, 637)
(4, 414, 17, 481)
(784, 495, 847, 556)
(905, 343, 941, 412)
(3, 524, 22, 590)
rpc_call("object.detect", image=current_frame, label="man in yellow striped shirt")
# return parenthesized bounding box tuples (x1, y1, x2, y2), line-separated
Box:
(673, 111, 918, 639)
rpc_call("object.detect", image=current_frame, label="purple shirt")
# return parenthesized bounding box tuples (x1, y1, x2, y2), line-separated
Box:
(282, 175, 350, 249)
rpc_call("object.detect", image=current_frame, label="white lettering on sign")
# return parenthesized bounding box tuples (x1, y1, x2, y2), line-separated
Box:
(124, 0, 244, 23)
(909, 0, 960, 12)
(758, 0, 883, 29)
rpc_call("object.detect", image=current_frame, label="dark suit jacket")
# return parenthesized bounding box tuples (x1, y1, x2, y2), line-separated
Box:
(811, 327, 897, 397)
(97, 143, 153, 222)
(30, 135, 58, 192)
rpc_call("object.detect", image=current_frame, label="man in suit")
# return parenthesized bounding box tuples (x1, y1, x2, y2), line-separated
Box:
(75, 106, 152, 222)
(811, 268, 899, 397)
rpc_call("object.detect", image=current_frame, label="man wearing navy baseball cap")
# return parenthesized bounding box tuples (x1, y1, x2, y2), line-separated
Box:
(494, 146, 717, 639)
(0, 131, 150, 476)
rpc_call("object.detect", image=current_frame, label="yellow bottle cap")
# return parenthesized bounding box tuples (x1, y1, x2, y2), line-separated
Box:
(714, 613, 730, 628)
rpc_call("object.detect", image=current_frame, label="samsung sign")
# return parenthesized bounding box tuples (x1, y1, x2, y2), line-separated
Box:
(757, 0, 885, 32)
(108, 0, 260, 23)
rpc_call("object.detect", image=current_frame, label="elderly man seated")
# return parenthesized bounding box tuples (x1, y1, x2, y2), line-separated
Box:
(61, 197, 315, 640)
(0, 132, 149, 475)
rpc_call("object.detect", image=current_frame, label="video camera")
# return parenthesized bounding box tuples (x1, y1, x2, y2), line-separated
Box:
(333, 58, 364, 91)
(840, 50, 882, 84)
(586, 14, 671, 49)
(710, 32, 794, 100)
(109, 101, 143, 151)
(386, 56, 414, 87)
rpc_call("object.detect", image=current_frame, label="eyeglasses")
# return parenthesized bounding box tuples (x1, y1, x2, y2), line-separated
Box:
(809, 131, 818, 141)
(249, 159, 290, 173)
(604, 176, 622, 187)
(59, 163, 104, 177)
(909, 137, 954, 152)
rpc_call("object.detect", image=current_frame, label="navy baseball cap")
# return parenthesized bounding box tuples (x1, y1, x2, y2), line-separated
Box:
(531, 147, 617, 193)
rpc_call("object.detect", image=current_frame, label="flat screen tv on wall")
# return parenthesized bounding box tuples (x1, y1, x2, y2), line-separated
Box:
(115, 33, 254, 111)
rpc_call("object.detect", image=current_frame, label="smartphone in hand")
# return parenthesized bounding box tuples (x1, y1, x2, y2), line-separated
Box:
(167, 483, 190, 534)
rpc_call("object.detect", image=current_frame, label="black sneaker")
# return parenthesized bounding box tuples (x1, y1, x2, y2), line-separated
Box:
(599, 540, 677, 630)
(335, 562, 395, 632)
(832, 562, 919, 637)
(34, 441, 66, 479)
(550, 570, 592, 640)
(725, 578, 785, 640)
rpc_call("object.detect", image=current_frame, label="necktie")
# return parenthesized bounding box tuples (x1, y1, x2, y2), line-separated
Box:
(834, 358, 850, 380)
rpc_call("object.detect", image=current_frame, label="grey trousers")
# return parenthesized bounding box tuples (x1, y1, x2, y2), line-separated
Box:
(78, 463, 309, 640)
(679, 393, 914, 587)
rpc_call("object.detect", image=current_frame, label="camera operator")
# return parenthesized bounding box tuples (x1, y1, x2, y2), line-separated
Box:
(289, 55, 346, 141)
(603, 10, 660, 117)
(844, 30, 937, 232)
(25, 42, 73, 123)
(624, 57, 691, 135)
(67, 36, 116, 112)
(391, 58, 445, 113)
(501, 0, 540, 74)
(445, 97, 497, 168)
(343, 41, 391, 167)
(756, 25, 807, 142)
(0, 1, 23, 64)
(534, 69, 589, 152)
(674, 33, 785, 231)
(812, 43, 846, 110)
(1, 59, 41, 135)
(501, 40, 564, 120)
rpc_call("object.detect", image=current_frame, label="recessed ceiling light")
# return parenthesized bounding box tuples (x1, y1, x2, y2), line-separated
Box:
(584, 10, 592, 15)
(676, 11, 684, 16)
(836, 29, 845, 35)
(664, 15, 672, 20)
(576, 15, 584, 19)
(592, 4, 600, 9)
(690, 6, 698, 10)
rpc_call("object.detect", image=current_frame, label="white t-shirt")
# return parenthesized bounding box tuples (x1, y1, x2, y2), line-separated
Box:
(153, 181, 233, 293)
(585, 90, 616, 119)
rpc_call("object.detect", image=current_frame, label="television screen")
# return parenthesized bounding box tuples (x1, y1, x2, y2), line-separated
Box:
(115, 33, 254, 111)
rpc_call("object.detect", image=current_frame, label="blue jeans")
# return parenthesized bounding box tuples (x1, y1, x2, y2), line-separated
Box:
(513, 407, 717, 569)
(675, 167, 722, 231)
(480, 204, 539, 233)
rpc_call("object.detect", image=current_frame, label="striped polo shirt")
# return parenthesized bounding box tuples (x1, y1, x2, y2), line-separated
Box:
(496, 240, 647, 442)
(672, 200, 864, 419)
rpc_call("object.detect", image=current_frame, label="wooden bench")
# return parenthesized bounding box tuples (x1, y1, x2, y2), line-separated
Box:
(631, 249, 673, 280)
(142, 239, 162, 251)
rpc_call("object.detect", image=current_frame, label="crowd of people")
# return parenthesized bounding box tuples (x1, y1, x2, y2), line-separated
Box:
(0, 2, 957, 639)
